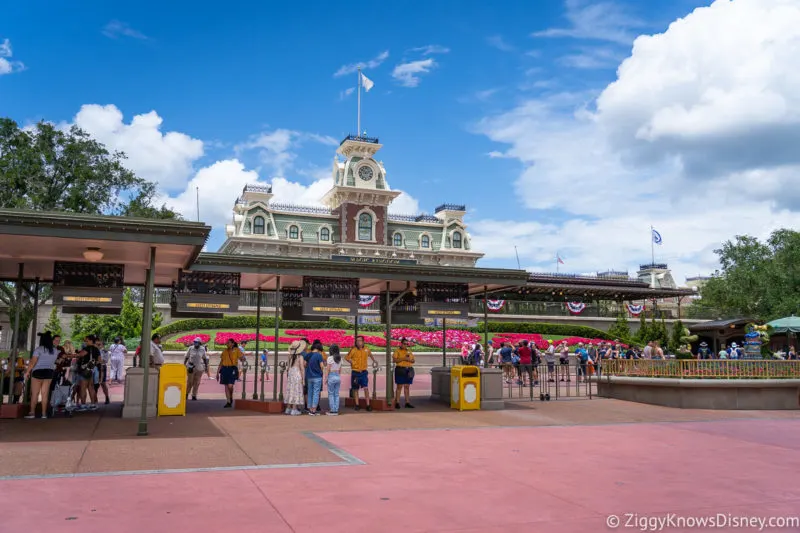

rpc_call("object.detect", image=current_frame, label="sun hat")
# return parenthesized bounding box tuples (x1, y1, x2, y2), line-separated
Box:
(193, 337, 202, 343)
(288, 339, 308, 355)
(700, 341, 708, 347)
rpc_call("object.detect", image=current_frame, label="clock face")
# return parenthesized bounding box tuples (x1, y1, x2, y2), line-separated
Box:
(358, 165, 374, 181)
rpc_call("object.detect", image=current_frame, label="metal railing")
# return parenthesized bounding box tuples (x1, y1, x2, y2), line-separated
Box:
(601, 359, 800, 379)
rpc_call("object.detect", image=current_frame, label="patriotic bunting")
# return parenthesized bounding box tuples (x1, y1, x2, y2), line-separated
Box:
(486, 299, 506, 312)
(627, 303, 644, 316)
(358, 295, 378, 308)
(566, 302, 586, 315)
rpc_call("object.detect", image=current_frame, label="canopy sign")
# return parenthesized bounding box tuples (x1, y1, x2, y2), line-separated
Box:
(172, 271, 241, 317)
(301, 276, 359, 317)
(52, 261, 124, 314)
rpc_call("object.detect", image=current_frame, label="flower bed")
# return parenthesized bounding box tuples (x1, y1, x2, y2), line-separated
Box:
(391, 328, 481, 349)
(175, 334, 211, 345)
(285, 329, 400, 348)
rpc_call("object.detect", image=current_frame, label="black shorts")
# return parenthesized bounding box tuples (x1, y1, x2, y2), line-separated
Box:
(32, 369, 55, 380)
(559, 357, 570, 365)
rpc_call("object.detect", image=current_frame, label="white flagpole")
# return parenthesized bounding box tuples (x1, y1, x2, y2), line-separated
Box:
(650, 225, 655, 265)
(357, 67, 362, 136)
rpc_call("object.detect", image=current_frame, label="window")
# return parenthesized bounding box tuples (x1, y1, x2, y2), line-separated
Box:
(358, 213, 372, 241)
(393, 233, 403, 247)
(452, 231, 462, 249)
(320, 227, 330, 241)
(420, 235, 430, 248)
(253, 216, 265, 235)
(288, 225, 299, 240)
(243, 221, 252, 234)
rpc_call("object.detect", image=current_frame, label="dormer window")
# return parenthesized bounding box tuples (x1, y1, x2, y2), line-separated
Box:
(288, 225, 300, 240)
(393, 232, 403, 247)
(253, 216, 265, 235)
(320, 227, 330, 241)
(421, 234, 430, 249)
(452, 231, 462, 249)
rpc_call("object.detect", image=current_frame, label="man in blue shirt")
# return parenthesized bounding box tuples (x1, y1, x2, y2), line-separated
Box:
(575, 343, 589, 382)
(499, 342, 514, 383)
(305, 340, 325, 415)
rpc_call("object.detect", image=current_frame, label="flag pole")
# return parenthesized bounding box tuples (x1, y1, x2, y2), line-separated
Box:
(514, 246, 521, 270)
(357, 67, 361, 136)
(650, 225, 655, 266)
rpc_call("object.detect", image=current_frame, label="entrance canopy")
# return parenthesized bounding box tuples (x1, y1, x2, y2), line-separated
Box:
(0, 209, 211, 286)
(191, 252, 529, 293)
(767, 316, 800, 334)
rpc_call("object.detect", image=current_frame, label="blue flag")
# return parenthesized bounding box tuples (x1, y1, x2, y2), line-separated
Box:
(652, 228, 663, 245)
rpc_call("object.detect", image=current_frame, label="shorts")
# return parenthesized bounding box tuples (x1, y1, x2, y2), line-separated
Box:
(394, 366, 414, 385)
(219, 366, 239, 385)
(32, 369, 55, 380)
(351, 370, 369, 389)
(519, 364, 533, 376)
(559, 357, 570, 365)
(547, 361, 555, 373)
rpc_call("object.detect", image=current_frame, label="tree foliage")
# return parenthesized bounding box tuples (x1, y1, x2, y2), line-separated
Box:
(44, 306, 63, 338)
(0, 283, 51, 350)
(700, 230, 800, 321)
(608, 312, 631, 342)
(70, 288, 163, 342)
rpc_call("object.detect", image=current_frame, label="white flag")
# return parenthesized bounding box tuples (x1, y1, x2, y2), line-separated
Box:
(360, 71, 374, 92)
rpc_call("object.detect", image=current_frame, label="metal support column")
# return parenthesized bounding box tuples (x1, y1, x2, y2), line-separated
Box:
(442, 319, 447, 367)
(271, 276, 281, 401)
(483, 285, 489, 353)
(29, 278, 40, 356)
(253, 287, 261, 400)
(5, 263, 23, 405)
(384, 281, 392, 402)
(137, 247, 157, 437)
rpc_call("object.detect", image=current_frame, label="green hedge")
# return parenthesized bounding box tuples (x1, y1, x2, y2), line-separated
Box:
(154, 316, 612, 341)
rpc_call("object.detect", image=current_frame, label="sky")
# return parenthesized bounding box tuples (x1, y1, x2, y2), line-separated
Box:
(2, 0, 799, 285)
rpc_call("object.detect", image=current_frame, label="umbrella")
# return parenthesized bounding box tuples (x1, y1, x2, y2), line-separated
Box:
(766, 316, 800, 334)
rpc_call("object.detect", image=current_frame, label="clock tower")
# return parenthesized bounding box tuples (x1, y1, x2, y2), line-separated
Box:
(322, 134, 401, 246)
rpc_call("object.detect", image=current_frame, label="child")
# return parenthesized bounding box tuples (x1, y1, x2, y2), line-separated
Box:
(326, 344, 342, 416)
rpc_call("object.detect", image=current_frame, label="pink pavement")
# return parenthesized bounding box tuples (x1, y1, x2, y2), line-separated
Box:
(2, 418, 799, 533)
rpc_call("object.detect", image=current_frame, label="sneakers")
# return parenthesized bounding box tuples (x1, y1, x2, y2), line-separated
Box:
(308, 411, 320, 416)
(40, 415, 47, 419)
(394, 403, 401, 409)
(88, 404, 98, 411)
(223, 402, 232, 408)
(290, 409, 301, 416)
(405, 403, 415, 409)
(104, 398, 110, 405)
(191, 396, 197, 401)
(354, 405, 361, 411)
(366, 405, 373, 412)
(24, 414, 35, 419)
(326, 412, 338, 416)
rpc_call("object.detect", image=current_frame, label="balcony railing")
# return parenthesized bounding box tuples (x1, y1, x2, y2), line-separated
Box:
(602, 359, 800, 379)
(341, 134, 379, 144)
(434, 203, 466, 213)
(469, 299, 720, 320)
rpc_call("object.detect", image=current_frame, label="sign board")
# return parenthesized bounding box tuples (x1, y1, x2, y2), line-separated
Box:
(173, 293, 240, 314)
(419, 302, 470, 319)
(53, 286, 123, 315)
(424, 317, 478, 328)
(331, 255, 417, 266)
(302, 297, 358, 317)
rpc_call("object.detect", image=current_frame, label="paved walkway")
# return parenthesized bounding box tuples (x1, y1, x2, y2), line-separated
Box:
(1, 399, 799, 532)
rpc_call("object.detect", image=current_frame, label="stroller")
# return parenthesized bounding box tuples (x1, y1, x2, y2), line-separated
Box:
(50, 374, 76, 417)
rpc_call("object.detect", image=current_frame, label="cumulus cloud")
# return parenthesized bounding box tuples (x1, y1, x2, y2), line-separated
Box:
(334, 51, 389, 77)
(72, 104, 204, 190)
(0, 38, 25, 75)
(477, 0, 800, 284)
(392, 59, 436, 88)
(236, 129, 338, 176)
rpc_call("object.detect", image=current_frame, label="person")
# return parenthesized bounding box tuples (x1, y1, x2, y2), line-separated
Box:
(108, 337, 127, 383)
(326, 344, 342, 416)
(260, 348, 271, 380)
(184, 337, 210, 401)
(575, 343, 589, 382)
(303, 339, 326, 411)
(305, 341, 325, 415)
(788, 346, 797, 361)
(217, 338, 246, 408)
(559, 341, 571, 382)
(499, 342, 514, 383)
(486, 340, 495, 367)
(642, 341, 654, 360)
(718, 344, 728, 359)
(75, 335, 101, 410)
(460, 342, 470, 363)
(729, 342, 741, 360)
(517, 340, 533, 386)
(24, 331, 59, 419)
(150, 334, 165, 369)
(392, 337, 416, 409)
(471, 343, 483, 367)
(284, 340, 306, 416)
(653, 341, 665, 360)
(697, 341, 712, 360)
(95, 339, 111, 404)
(346, 335, 377, 411)
(545, 340, 556, 382)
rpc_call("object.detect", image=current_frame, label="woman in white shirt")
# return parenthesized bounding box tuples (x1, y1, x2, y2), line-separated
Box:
(326, 344, 343, 416)
(25, 332, 59, 419)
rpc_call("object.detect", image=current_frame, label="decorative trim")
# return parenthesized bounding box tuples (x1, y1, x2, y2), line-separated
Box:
(486, 299, 505, 312)
(627, 303, 644, 316)
(566, 302, 587, 315)
(359, 295, 378, 307)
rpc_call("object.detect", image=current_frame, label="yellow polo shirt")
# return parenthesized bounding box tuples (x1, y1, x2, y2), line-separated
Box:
(393, 347, 415, 368)
(220, 348, 242, 367)
(346, 347, 371, 372)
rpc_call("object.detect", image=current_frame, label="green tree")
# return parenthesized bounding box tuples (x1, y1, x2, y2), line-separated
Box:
(634, 314, 650, 344)
(669, 320, 685, 353)
(700, 230, 800, 321)
(44, 306, 63, 338)
(0, 118, 180, 348)
(70, 288, 162, 342)
(608, 312, 631, 342)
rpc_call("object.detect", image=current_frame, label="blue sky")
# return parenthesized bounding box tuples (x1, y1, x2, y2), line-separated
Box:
(3, 0, 798, 284)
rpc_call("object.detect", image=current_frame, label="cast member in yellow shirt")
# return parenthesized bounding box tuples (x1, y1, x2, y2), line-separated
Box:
(392, 337, 416, 409)
(345, 336, 377, 411)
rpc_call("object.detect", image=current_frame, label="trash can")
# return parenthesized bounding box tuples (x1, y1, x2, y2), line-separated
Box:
(450, 365, 481, 411)
(158, 363, 187, 416)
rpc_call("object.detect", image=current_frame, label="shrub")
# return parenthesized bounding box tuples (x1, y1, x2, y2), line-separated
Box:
(153, 316, 328, 337)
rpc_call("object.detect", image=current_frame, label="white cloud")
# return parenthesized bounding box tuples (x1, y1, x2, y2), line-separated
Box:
(0, 38, 24, 75)
(560, 46, 622, 69)
(102, 20, 148, 40)
(236, 129, 338, 176)
(339, 87, 356, 100)
(73, 104, 204, 190)
(477, 0, 800, 284)
(532, 0, 644, 44)
(392, 59, 436, 88)
(409, 45, 450, 55)
(334, 51, 389, 77)
(487, 35, 516, 52)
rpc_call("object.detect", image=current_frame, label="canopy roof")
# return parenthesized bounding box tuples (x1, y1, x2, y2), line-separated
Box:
(497, 273, 696, 300)
(767, 316, 800, 334)
(0, 209, 211, 286)
(689, 317, 754, 332)
(191, 252, 529, 294)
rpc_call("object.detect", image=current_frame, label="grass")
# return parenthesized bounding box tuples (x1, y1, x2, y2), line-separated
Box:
(162, 328, 568, 352)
